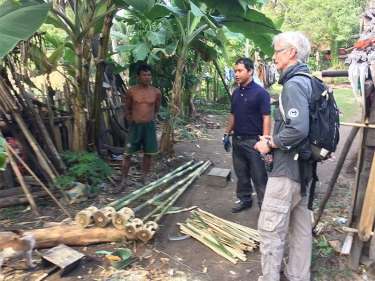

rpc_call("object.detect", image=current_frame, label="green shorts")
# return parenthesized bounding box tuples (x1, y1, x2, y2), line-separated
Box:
(124, 121, 159, 155)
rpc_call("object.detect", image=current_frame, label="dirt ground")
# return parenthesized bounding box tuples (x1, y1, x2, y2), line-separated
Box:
(1, 107, 374, 281)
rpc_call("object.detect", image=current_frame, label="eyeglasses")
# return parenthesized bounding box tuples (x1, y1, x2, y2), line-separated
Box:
(274, 48, 287, 54)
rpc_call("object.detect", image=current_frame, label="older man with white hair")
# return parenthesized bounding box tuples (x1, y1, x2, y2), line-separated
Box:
(255, 31, 313, 281)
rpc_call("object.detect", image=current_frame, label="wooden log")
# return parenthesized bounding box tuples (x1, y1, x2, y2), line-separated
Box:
(0, 190, 54, 208)
(358, 154, 375, 241)
(321, 69, 349, 77)
(103, 144, 125, 154)
(0, 223, 126, 249)
(0, 186, 25, 198)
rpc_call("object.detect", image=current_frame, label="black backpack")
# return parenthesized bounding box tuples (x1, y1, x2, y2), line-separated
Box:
(280, 73, 340, 210)
(296, 72, 340, 161)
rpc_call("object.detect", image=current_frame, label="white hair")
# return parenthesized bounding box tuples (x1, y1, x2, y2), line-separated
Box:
(273, 31, 311, 63)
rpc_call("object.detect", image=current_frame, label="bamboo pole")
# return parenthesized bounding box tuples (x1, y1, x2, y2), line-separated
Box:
(132, 167, 201, 214)
(340, 122, 375, 128)
(313, 126, 360, 229)
(106, 160, 197, 208)
(5, 144, 40, 217)
(152, 161, 211, 223)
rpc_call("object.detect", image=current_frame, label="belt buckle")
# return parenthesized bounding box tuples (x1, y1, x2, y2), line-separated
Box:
(236, 136, 242, 140)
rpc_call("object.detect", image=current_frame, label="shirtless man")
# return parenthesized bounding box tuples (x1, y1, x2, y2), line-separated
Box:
(114, 64, 162, 193)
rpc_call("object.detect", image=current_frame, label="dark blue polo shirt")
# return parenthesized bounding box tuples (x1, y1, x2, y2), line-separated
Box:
(230, 80, 271, 135)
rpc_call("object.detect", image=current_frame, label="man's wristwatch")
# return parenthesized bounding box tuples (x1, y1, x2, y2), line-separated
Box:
(266, 139, 273, 149)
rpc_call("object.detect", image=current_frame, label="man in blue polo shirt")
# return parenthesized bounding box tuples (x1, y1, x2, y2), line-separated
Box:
(223, 57, 271, 212)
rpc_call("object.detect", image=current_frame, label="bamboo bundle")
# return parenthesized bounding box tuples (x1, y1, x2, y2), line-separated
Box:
(75, 160, 207, 230)
(135, 161, 211, 241)
(178, 209, 259, 264)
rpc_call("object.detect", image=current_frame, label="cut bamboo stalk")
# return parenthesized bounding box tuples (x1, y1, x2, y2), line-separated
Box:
(112, 207, 135, 230)
(179, 223, 237, 264)
(124, 218, 143, 239)
(75, 206, 98, 228)
(136, 221, 159, 242)
(93, 206, 116, 228)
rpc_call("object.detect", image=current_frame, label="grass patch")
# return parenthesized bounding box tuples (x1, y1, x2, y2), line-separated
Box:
(269, 84, 360, 123)
(333, 88, 361, 122)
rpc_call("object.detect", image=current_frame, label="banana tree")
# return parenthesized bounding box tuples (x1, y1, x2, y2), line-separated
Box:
(145, 0, 279, 154)
(0, 0, 52, 60)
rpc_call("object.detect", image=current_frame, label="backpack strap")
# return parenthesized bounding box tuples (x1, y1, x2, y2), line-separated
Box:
(308, 162, 319, 211)
(281, 72, 313, 199)
(279, 72, 312, 123)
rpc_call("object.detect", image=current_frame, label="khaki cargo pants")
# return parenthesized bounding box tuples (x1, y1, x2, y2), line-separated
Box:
(257, 176, 312, 281)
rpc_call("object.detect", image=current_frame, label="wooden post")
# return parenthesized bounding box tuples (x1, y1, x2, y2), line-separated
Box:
(358, 154, 375, 241)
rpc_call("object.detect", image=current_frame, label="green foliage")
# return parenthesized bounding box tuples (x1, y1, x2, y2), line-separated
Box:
(157, 106, 195, 141)
(261, 0, 367, 68)
(312, 237, 334, 267)
(0, 0, 52, 59)
(54, 151, 114, 190)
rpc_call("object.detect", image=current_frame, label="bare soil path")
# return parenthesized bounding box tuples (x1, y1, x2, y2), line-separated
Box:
(1, 109, 374, 281)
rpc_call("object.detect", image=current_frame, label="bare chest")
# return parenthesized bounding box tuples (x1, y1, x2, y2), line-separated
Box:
(132, 90, 157, 104)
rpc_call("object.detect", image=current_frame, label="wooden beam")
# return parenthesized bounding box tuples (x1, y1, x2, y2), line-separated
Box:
(322, 69, 348, 77)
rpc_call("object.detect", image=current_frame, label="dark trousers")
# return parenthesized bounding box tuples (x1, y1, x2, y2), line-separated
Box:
(232, 137, 268, 204)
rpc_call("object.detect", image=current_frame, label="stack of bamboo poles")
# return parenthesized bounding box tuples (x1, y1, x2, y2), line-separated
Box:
(179, 209, 259, 264)
(75, 160, 211, 242)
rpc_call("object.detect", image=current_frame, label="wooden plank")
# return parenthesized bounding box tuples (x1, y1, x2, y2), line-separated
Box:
(358, 154, 375, 241)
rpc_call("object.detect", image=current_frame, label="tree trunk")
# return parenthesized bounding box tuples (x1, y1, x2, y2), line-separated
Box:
(189, 61, 210, 119)
(159, 56, 185, 155)
(0, 223, 126, 249)
(93, 5, 116, 150)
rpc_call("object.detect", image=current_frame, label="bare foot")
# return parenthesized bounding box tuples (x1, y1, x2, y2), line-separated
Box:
(141, 177, 151, 186)
(112, 181, 127, 193)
